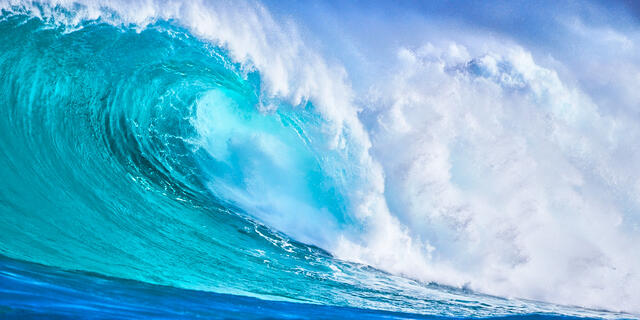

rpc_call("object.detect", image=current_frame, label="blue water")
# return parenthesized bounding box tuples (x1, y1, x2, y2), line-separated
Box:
(0, 3, 637, 319)
(0, 255, 626, 319)
(1, 255, 436, 319)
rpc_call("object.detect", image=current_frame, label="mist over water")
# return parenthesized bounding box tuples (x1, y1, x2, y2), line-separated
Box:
(0, 0, 639, 317)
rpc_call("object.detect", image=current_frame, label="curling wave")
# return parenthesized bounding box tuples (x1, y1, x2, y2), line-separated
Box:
(0, 1, 639, 317)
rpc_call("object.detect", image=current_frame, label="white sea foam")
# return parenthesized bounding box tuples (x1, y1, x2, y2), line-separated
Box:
(359, 44, 640, 312)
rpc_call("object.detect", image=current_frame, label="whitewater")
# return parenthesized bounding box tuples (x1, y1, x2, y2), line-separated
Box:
(0, 0, 639, 318)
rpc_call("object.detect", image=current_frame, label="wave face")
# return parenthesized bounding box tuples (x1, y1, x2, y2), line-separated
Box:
(0, 1, 639, 318)
(0, 8, 356, 303)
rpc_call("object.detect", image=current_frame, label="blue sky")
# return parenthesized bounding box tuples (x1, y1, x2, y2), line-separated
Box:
(261, 0, 640, 119)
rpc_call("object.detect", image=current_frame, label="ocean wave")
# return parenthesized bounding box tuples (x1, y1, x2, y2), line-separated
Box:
(0, 0, 639, 316)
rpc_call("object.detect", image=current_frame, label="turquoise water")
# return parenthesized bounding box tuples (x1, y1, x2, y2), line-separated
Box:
(2, 255, 625, 319)
(0, 6, 636, 319)
(0, 13, 356, 304)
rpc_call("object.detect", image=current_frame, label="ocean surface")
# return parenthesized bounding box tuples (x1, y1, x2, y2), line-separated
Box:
(0, 1, 639, 319)
(0, 255, 633, 319)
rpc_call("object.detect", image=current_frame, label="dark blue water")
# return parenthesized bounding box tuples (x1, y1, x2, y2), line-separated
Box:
(0, 255, 613, 320)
